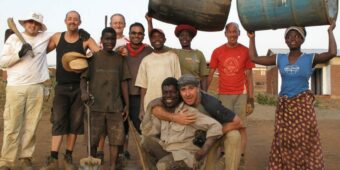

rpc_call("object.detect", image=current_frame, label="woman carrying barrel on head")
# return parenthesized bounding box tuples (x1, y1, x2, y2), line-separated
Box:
(247, 20, 336, 169)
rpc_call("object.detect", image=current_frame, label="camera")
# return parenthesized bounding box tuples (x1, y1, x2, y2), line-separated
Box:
(192, 130, 207, 148)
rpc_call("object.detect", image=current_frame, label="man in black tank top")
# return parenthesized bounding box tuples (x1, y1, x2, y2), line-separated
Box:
(41, 10, 99, 170)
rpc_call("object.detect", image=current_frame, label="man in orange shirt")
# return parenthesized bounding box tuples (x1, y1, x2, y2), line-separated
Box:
(208, 22, 254, 170)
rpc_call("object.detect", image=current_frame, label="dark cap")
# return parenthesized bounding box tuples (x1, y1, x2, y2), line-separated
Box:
(174, 24, 197, 37)
(149, 28, 165, 37)
(178, 74, 200, 88)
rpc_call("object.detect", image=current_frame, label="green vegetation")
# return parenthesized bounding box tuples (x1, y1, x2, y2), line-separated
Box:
(256, 93, 277, 106)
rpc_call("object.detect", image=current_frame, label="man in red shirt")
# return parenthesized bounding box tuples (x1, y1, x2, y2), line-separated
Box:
(208, 22, 255, 170)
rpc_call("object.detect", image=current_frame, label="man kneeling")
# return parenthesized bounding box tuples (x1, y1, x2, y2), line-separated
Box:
(141, 77, 222, 170)
(149, 74, 243, 170)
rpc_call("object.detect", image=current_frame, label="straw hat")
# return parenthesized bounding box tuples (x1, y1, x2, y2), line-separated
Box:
(19, 12, 47, 32)
(62, 52, 88, 73)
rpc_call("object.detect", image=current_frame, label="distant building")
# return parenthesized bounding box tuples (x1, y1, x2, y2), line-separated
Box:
(265, 49, 340, 99)
(253, 65, 267, 93)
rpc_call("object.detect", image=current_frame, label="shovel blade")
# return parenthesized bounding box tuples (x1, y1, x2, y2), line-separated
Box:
(79, 157, 102, 170)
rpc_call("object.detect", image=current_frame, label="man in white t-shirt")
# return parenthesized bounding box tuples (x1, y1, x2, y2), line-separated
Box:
(0, 12, 52, 169)
(110, 13, 129, 50)
(135, 28, 181, 120)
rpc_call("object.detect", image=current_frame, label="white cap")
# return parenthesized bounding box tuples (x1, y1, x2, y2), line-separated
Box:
(284, 26, 306, 41)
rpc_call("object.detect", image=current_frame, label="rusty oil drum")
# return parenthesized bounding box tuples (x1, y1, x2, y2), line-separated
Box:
(237, 0, 338, 31)
(148, 0, 232, 31)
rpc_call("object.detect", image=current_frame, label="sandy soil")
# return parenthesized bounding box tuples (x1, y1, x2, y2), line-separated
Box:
(246, 104, 340, 170)
(0, 87, 339, 169)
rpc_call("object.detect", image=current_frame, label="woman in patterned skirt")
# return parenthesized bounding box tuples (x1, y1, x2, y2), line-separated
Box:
(247, 20, 337, 169)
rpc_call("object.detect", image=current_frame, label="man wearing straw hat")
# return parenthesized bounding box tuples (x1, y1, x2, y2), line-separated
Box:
(0, 12, 52, 170)
(41, 10, 99, 170)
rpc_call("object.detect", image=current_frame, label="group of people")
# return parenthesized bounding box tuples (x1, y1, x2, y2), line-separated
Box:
(0, 8, 337, 170)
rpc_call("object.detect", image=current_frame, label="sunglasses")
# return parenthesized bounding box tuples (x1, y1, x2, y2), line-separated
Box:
(130, 31, 144, 36)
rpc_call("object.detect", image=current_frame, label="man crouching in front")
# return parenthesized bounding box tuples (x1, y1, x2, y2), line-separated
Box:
(149, 74, 243, 170)
(141, 77, 222, 170)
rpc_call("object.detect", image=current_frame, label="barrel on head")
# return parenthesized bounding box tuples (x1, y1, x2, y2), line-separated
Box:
(237, 0, 338, 31)
(148, 0, 232, 32)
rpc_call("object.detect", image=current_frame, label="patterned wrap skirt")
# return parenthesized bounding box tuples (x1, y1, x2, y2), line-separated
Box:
(267, 91, 324, 170)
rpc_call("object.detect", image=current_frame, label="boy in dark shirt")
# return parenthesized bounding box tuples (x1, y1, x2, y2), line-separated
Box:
(80, 27, 130, 169)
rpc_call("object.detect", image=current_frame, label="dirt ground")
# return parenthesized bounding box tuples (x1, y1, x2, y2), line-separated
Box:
(246, 104, 340, 170)
(0, 82, 339, 169)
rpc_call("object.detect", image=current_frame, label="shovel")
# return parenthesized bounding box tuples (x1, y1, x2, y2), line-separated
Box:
(80, 81, 101, 170)
(127, 118, 148, 170)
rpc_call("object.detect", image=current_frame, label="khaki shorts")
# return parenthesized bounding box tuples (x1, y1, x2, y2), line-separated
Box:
(90, 111, 124, 146)
(218, 94, 247, 127)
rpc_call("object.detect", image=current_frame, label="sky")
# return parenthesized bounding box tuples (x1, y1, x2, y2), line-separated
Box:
(0, 0, 339, 66)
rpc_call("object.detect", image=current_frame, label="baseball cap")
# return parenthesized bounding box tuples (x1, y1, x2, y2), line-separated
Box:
(178, 74, 200, 88)
(149, 28, 165, 37)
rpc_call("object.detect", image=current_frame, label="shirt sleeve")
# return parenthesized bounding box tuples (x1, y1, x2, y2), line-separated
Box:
(188, 106, 222, 138)
(81, 57, 93, 80)
(145, 97, 163, 111)
(200, 92, 236, 123)
(245, 48, 255, 69)
(141, 98, 162, 136)
(0, 35, 21, 69)
(135, 59, 148, 88)
(122, 59, 131, 81)
(80, 69, 89, 79)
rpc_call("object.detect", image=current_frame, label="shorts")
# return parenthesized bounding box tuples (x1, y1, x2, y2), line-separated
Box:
(218, 94, 247, 127)
(90, 111, 124, 146)
(51, 83, 84, 135)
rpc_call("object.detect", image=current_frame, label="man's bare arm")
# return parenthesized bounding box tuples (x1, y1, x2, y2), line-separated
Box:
(121, 80, 129, 120)
(207, 68, 216, 88)
(47, 32, 60, 53)
(139, 88, 147, 120)
(85, 37, 100, 53)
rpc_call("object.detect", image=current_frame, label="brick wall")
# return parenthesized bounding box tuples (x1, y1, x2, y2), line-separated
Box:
(253, 68, 266, 93)
(331, 65, 340, 98)
(266, 67, 278, 95)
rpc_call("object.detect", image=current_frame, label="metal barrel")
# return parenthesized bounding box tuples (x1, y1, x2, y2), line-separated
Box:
(237, 0, 338, 31)
(148, 0, 232, 31)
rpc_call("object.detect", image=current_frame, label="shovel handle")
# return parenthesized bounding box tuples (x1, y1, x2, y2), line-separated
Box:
(128, 119, 148, 170)
(85, 81, 92, 157)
